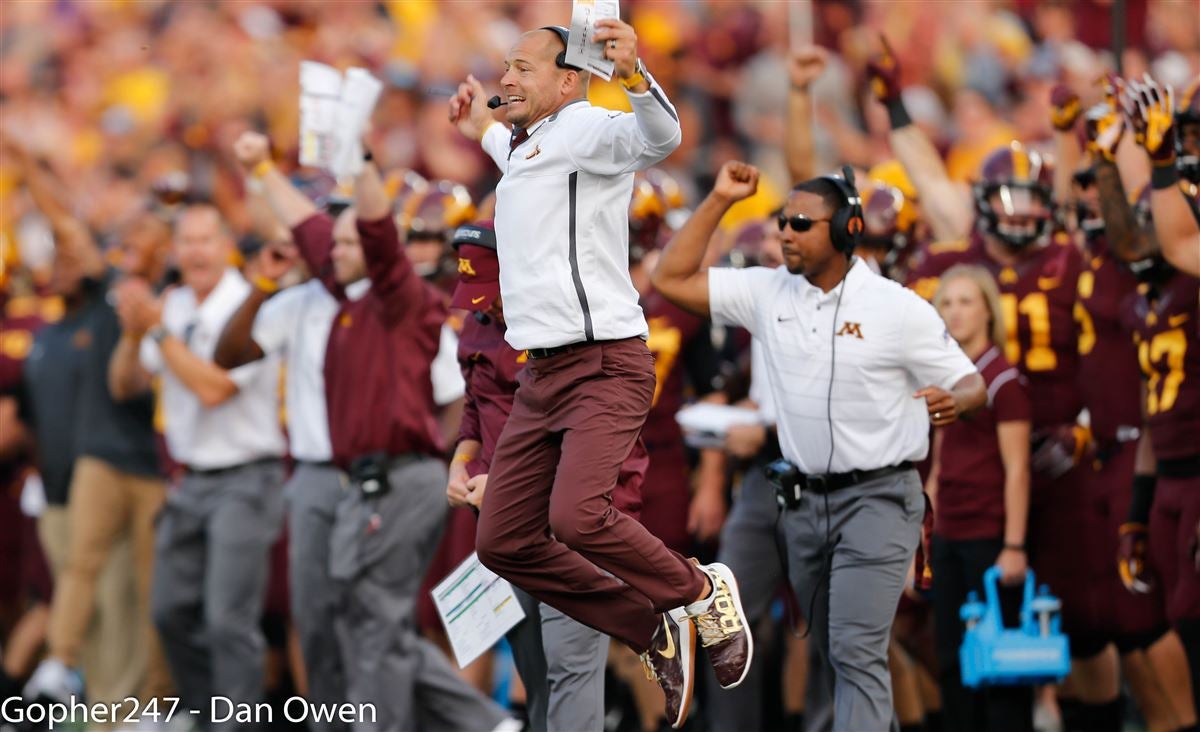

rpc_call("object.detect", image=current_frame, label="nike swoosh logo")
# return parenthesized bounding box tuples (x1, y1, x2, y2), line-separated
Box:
(1169, 313, 1190, 327)
(657, 616, 676, 659)
(777, 316, 794, 322)
(471, 296, 487, 305)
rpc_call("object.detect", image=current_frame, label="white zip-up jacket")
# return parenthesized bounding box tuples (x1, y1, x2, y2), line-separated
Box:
(481, 75, 682, 350)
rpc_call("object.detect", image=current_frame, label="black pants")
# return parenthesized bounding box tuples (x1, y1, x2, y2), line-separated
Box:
(931, 535, 1034, 732)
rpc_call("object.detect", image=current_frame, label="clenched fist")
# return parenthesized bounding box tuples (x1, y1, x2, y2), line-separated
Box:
(789, 46, 829, 92)
(712, 161, 759, 204)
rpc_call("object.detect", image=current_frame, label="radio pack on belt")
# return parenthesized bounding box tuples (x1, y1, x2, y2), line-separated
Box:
(959, 566, 1070, 688)
(766, 458, 803, 509)
(348, 452, 391, 497)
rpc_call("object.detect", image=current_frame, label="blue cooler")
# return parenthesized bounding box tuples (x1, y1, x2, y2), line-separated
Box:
(959, 566, 1070, 687)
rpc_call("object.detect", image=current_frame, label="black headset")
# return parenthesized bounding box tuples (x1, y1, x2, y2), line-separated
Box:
(819, 165, 865, 254)
(541, 25, 583, 71)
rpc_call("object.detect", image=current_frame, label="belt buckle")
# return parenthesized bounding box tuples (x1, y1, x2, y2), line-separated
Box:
(807, 474, 829, 493)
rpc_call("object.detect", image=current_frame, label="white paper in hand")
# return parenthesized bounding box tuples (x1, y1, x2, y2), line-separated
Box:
(299, 62, 383, 178)
(299, 61, 342, 171)
(566, 0, 620, 81)
(432, 552, 526, 668)
(330, 68, 384, 179)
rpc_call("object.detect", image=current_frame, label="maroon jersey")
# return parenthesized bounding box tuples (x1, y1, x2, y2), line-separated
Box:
(456, 314, 645, 516)
(1124, 272, 1200, 460)
(0, 295, 49, 393)
(1074, 237, 1143, 444)
(641, 290, 721, 449)
(292, 213, 446, 468)
(907, 232, 1083, 428)
(935, 346, 1032, 540)
(456, 315, 525, 469)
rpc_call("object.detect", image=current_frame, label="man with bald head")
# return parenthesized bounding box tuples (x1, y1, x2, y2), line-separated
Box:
(450, 20, 753, 728)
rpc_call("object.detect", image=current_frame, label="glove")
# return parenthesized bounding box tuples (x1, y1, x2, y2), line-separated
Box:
(1117, 523, 1154, 594)
(1085, 76, 1126, 162)
(1050, 84, 1082, 132)
(1127, 75, 1178, 179)
(1117, 474, 1157, 594)
(865, 35, 911, 129)
(1031, 425, 1086, 479)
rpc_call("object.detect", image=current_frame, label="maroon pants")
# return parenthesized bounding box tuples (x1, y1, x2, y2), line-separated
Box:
(1149, 473, 1200, 624)
(475, 338, 706, 652)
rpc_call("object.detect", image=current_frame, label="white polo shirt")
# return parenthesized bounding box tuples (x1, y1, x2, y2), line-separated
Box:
(481, 75, 682, 350)
(252, 279, 337, 462)
(251, 279, 464, 463)
(748, 338, 778, 426)
(141, 268, 286, 470)
(709, 259, 976, 474)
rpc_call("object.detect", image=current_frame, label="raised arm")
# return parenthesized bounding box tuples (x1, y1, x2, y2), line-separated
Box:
(9, 142, 105, 280)
(354, 160, 424, 325)
(1127, 77, 1200, 275)
(214, 242, 299, 369)
(567, 19, 681, 174)
(233, 131, 343, 296)
(784, 47, 829, 185)
(866, 39, 972, 242)
(1087, 97, 1151, 263)
(234, 131, 318, 229)
(1050, 85, 1084, 205)
(652, 162, 760, 316)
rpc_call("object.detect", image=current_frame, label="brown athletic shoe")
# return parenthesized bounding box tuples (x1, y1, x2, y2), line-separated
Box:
(639, 608, 696, 729)
(688, 561, 753, 689)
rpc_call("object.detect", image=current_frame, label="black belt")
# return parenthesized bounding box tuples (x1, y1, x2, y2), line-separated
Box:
(800, 462, 913, 495)
(296, 460, 336, 468)
(526, 340, 597, 360)
(1158, 454, 1200, 479)
(184, 456, 280, 477)
(526, 337, 642, 360)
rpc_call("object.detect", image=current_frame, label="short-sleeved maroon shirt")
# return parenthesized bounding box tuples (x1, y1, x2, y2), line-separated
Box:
(935, 345, 1032, 540)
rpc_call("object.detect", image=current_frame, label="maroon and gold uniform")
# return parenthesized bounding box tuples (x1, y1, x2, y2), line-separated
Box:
(0, 293, 56, 608)
(1125, 272, 1200, 623)
(639, 290, 722, 553)
(909, 231, 1103, 641)
(1075, 236, 1167, 638)
(908, 231, 1084, 427)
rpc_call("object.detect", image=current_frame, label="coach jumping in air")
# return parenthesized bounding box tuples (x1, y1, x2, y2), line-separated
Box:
(448, 18, 751, 728)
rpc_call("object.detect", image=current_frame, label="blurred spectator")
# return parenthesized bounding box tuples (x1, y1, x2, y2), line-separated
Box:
(7, 142, 169, 709)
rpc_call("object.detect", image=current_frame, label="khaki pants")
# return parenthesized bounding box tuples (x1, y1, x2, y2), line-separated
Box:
(45, 456, 170, 703)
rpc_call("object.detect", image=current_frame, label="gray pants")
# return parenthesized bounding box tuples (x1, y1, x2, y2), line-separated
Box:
(151, 460, 285, 732)
(706, 465, 784, 732)
(782, 469, 923, 732)
(286, 462, 349, 732)
(329, 456, 507, 732)
(509, 588, 608, 732)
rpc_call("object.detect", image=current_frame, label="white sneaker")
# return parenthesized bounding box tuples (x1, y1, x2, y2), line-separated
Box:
(22, 658, 84, 703)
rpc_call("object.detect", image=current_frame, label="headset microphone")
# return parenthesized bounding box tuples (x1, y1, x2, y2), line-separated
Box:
(487, 96, 507, 109)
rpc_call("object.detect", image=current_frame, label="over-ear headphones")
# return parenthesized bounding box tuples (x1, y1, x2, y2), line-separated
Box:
(820, 165, 865, 254)
(541, 26, 583, 71)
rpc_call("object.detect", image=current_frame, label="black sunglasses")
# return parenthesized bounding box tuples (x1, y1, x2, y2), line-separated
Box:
(777, 213, 831, 233)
